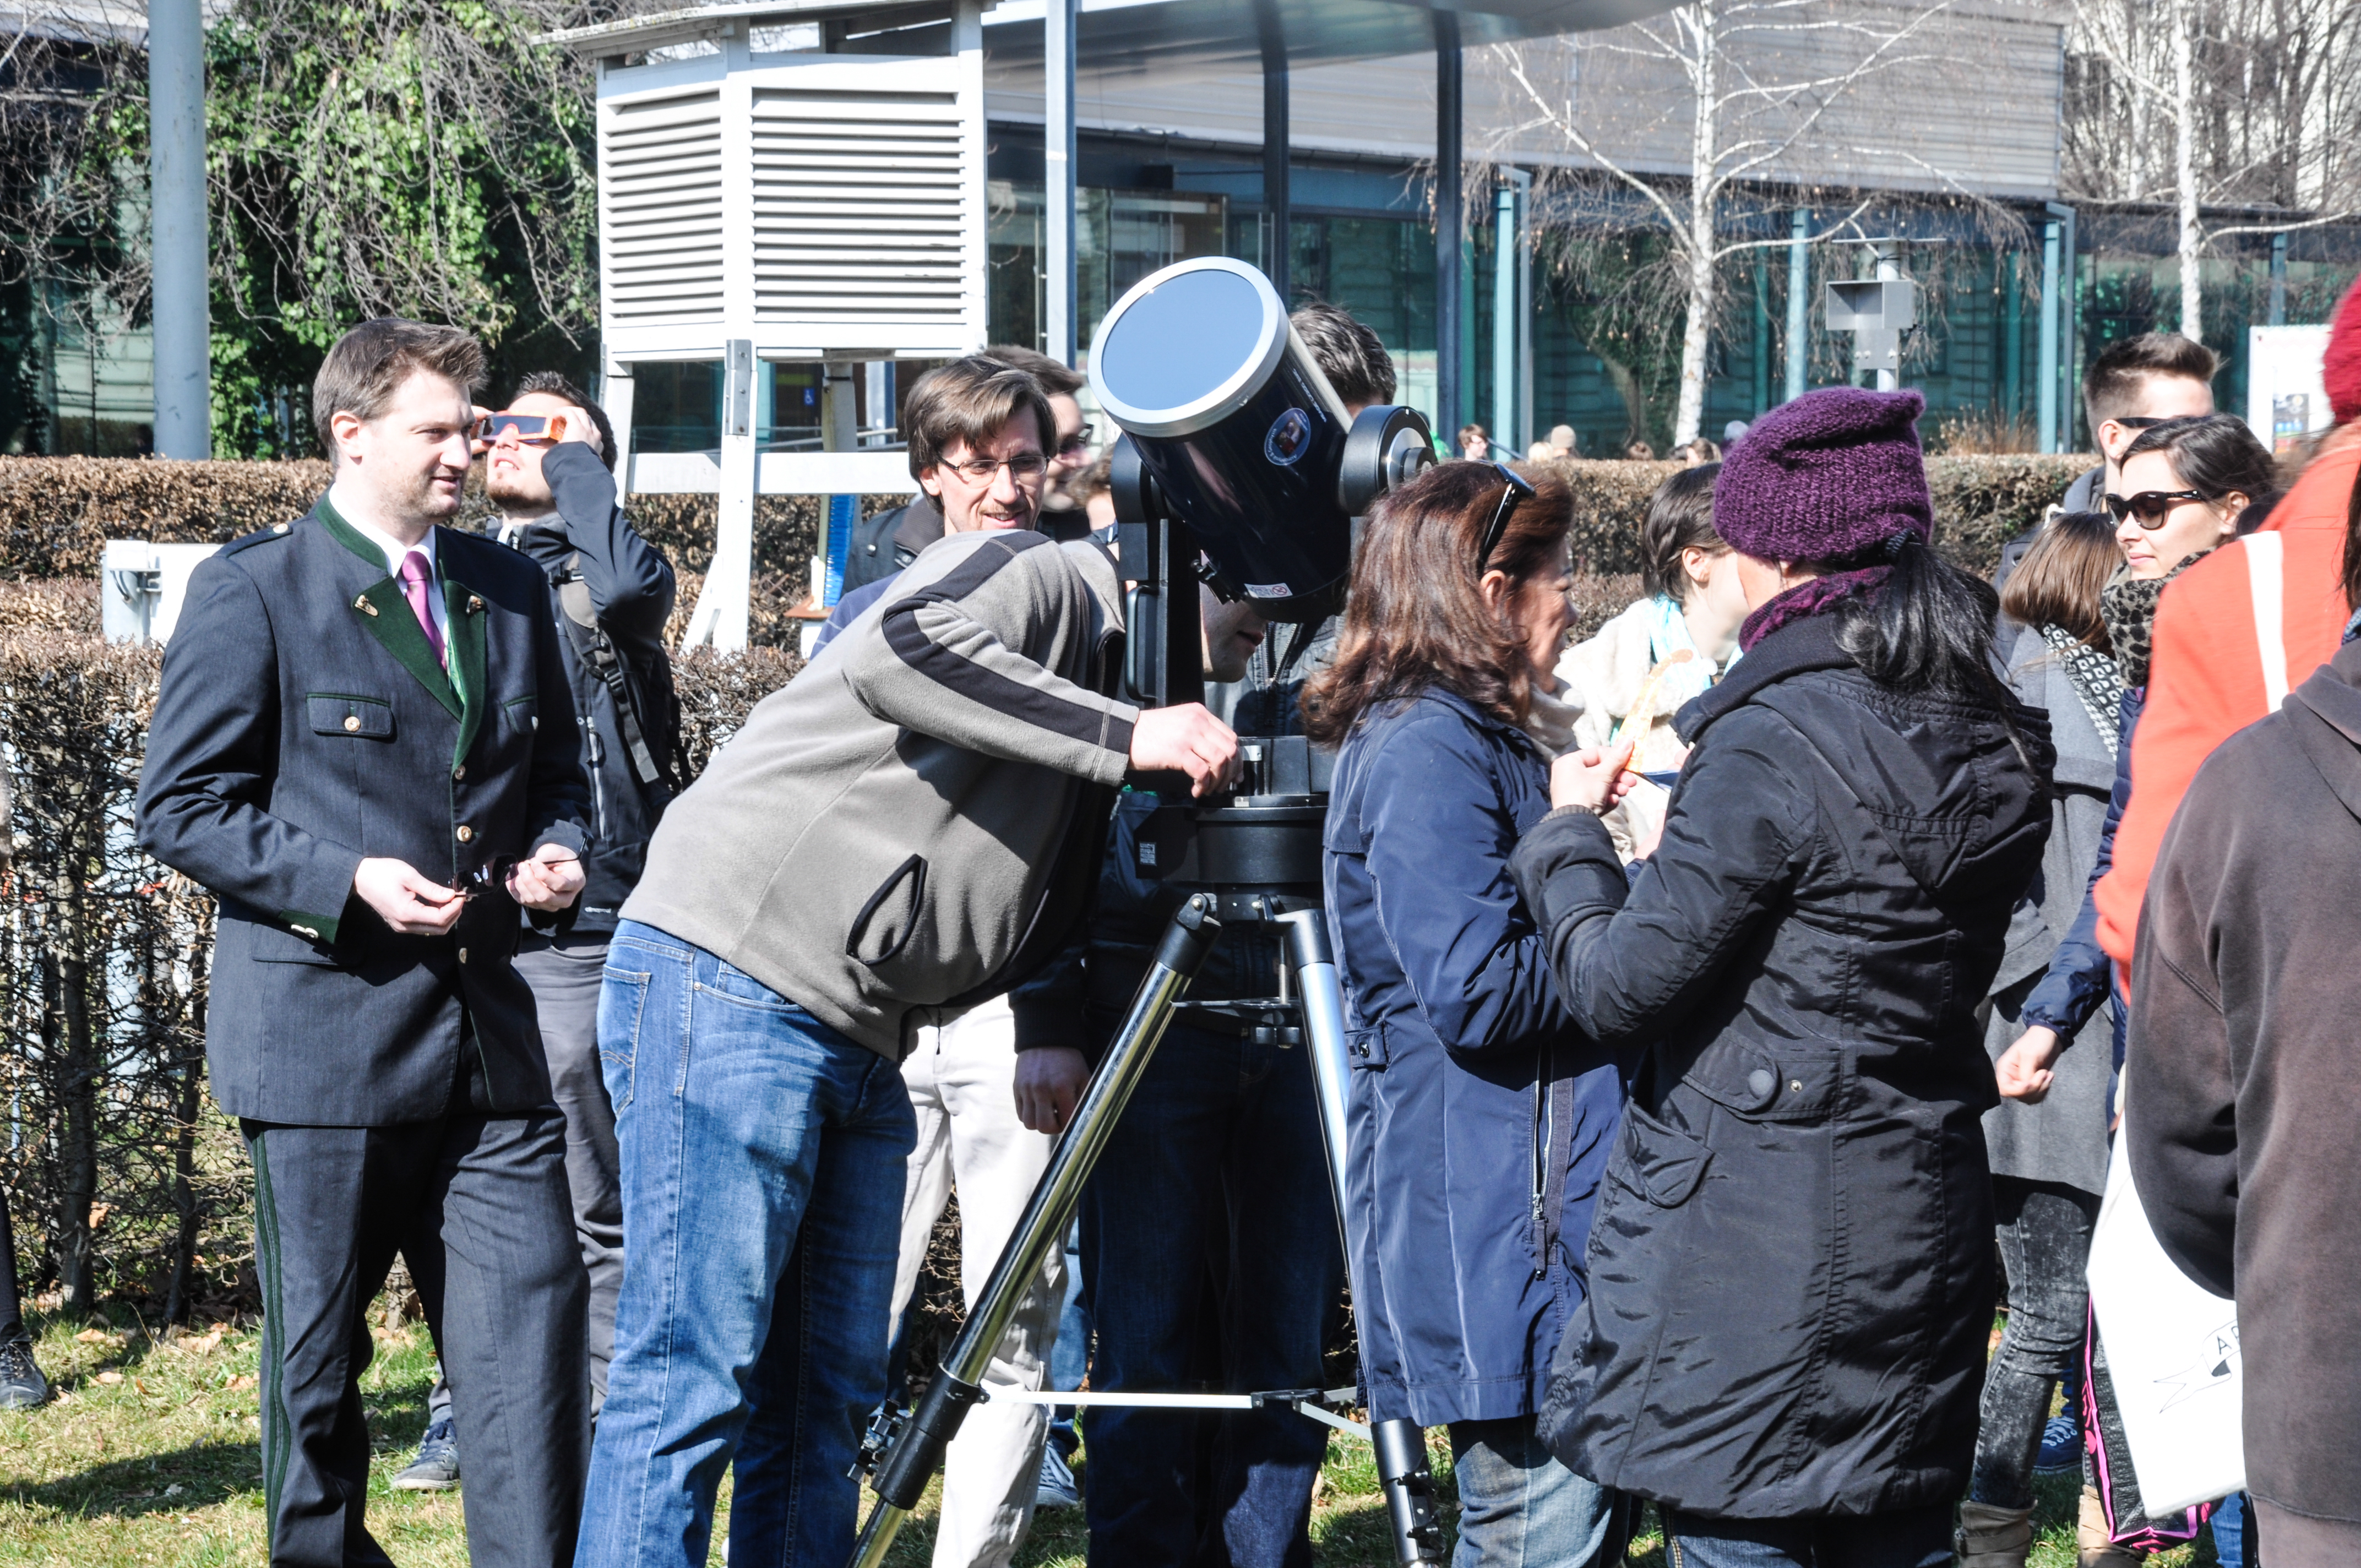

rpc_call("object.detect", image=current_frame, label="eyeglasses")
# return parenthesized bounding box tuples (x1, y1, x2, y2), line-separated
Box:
(475, 412, 565, 444)
(943, 453, 1050, 483)
(461, 854, 579, 900)
(1476, 462, 1537, 574)
(2105, 489, 2208, 527)
(1057, 423, 1095, 456)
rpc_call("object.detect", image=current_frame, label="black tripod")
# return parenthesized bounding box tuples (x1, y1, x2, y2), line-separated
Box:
(846, 485, 1446, 1568)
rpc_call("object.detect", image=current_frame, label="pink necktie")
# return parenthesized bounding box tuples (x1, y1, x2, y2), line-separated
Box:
(399, 550, 445, 665)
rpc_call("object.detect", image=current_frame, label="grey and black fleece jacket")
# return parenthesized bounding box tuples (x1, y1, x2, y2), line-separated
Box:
(622, 527, 1136, 1060)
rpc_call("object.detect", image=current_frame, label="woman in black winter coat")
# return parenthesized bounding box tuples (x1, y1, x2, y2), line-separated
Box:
(1509, 389, 2053, 1568)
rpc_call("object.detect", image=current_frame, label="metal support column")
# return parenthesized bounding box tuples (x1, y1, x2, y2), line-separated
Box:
(1783, 208, 1809, 404)
(1045, 0, 1078, 361)
(1490, 173, 1527, 455)
(2269, 233, 2288, 326)
(2037, 219, 2060, 455)
(1435, 17, 1462, 444)
(1871, 241, 1901, 393)
(1259, 1, 1290, 303)
(2043, 201, 2078, 452)
(149, 0, 210, 458)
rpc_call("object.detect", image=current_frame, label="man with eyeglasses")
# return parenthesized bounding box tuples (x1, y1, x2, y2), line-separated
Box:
(1993, 333, 2217, 593)
(845, 346, 1096, 594)
(578, 355, 1239, 1568)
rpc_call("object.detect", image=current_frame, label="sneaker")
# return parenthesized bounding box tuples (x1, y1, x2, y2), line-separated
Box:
(0, 1338, 49, 1408)
(393, 1419, 460, 1491)
(2034, 1411, 2082, 1474)
(1034, 1441, 1081, 1510)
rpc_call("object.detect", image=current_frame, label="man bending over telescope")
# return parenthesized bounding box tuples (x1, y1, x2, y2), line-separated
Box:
(574, 355, 1239, 1568)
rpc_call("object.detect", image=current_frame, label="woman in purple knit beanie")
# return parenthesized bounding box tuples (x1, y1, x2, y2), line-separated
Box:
(1504, 385, 2053, 1568)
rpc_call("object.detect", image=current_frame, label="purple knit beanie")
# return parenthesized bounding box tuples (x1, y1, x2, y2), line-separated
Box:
(1714, 388, 1932, 563)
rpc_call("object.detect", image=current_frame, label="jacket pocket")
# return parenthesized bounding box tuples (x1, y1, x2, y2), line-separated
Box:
(1682, 1042, 1841, 1125)
(1345, 1021, 1390, 1069)
(846, 855, 928, 967)
(245, 921, 341, 966)
(307, 692, 393, 740)
(1607, 1100, 1712, 1208)
(503, 694, 538, 738)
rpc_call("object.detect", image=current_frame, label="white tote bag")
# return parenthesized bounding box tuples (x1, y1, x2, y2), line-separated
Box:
(2085, 1066, 2245, 1515)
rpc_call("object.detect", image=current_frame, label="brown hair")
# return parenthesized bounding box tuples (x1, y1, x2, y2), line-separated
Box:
(983, 344, 1085, 396)
(2000, 510, 2118, 654)
(512, 369, 616, 471)
(1640, 462, 1724, 601)
(2082, 332, 2219, 430)
(313, 318, 486, 453)
(1302, 460, 1571, 744)
(902, 356, 1057, 481)
(1290, 302, 1396, 406)
(1078, 451, 1113, 502)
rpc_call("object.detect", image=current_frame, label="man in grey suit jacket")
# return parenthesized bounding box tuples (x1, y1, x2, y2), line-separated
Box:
(136, 319, 593, 1568)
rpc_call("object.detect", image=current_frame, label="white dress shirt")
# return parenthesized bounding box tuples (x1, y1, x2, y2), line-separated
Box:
(329, 482, 450, 649)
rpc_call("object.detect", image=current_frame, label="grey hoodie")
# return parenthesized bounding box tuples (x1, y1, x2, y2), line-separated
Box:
(622, 527, 1136, 1058)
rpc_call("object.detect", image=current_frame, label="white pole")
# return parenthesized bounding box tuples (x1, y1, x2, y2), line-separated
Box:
(1044, 0, 1076, 362)
(149, 0, 210, 458)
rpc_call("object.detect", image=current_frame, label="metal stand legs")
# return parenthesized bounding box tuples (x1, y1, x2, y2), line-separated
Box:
(848, 893, 1443, 1566)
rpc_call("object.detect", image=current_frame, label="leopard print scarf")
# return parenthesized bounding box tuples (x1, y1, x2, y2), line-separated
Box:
(2099, 548, 2215, 688)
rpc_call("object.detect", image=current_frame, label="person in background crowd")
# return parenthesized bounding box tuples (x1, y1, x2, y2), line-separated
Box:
(1078, 451, 1115, 532)
(1307, 459, 1629, 1568)
(393, 373, 677, 1493)
(1624, 439, 1656, 461)
(1991, 334, 2217, 593)
(137, 319, 594, 1568)
(1022, 303, 1389, 1568)
(2128, 631, 2361, 1568)
(1549, 423, 1579, 459)
(1956, 513, 2123, 1568)
(2089, 287, 2361, 992)
(844, 347, 1092, 593)
(1992, 414, 2277, 1566)
(575, 356, 1238, 1568)
(1543, 464, 1744, 861)
(1723, 420, 1750, 447)
(0, 775, 50, 1411)
(1459, 422, 1489, 460)
(1679, 437, 1721, 466)
(1528, 439, 1558, 462)
(1517, 388, 2050, 1568)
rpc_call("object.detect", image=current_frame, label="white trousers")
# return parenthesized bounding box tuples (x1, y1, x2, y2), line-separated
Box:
(889, 996, 1067, 1568)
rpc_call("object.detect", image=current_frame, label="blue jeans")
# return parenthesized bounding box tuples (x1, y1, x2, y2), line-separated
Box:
(1079, 1019, 1346, 1568)
(1662, 1504, 1953, 1568)
(1447, 1415, 1614, 1567)
(575, 922, 916, 1568)
(1047, 1221, 1090, 1464)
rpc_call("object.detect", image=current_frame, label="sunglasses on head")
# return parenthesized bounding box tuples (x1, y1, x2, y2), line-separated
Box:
(1477, 462, 1538, 574)
(475, 411, 567, 444)
(2105, 489, 2208, 526)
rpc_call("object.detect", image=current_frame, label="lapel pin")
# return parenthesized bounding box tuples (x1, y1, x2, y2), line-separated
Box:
(467, 595, 484, 613)
(355, 596, 378, 616)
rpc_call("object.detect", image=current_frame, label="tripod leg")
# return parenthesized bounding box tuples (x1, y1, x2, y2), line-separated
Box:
(847, 894, 1225, 1568)
(1275, 909, 1445, 1565)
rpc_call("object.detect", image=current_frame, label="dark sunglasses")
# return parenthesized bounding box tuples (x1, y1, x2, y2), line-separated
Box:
(461, 853, 580, 901)
(2105, 489, 2207, 527)
(475, 411, 567, 444)
(1057, 422, 1095, 456)
(1476, 462, 1537, 574)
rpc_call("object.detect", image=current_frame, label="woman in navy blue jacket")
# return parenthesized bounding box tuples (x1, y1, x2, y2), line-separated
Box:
(1304, 460, 1626, 1567)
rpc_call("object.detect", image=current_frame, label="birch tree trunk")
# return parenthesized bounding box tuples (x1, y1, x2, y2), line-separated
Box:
(2174, 0, 2203, 340)
(1673, 0, 1720, 448)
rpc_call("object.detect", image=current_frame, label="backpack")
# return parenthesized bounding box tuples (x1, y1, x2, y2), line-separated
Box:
(554, 551, 684, 801)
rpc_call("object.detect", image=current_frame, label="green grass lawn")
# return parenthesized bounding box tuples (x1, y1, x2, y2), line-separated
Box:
(0, 1302, 2219, 1566)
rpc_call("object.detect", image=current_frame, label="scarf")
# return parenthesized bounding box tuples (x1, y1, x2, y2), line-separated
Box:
(1737, 565, 1889, 652)
(2099, 548, 2213, 688)
(2037, 623, 2127, 761)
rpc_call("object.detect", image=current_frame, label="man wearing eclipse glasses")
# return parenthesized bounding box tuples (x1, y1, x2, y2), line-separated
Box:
(395, 374, 679, 1491)
(135, 319, 594, 1568)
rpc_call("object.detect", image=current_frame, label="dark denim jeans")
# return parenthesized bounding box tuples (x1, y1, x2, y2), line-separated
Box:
(1079, 1019, 1346, 1568)
(1662, 1503, 1954, 1568)
(575, 922, 916, 1568)
(1970, 1177, 2099, 1509)
(1446, 1414, 1615, 1567)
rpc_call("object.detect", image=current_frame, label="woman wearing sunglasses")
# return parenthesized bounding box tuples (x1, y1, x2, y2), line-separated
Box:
(1513, 390, 2049, 1568)
(1307, 460, 1629, 1567)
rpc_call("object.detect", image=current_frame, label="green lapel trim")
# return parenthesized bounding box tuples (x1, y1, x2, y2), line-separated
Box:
(444, 571, 488, 769)
(318, 496, 461, 718)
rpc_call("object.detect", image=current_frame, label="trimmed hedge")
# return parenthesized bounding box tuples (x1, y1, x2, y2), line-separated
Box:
(0, 454, 2089, 586)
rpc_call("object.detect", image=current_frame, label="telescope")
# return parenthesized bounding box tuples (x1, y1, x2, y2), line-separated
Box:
(848, 259, 1447, 1567)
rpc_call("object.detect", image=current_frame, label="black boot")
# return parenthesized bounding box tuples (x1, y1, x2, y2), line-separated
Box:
(0, 1337, 50, 1409)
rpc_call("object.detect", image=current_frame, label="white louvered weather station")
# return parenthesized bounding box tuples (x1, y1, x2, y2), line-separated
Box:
(543, 1, 991, 652)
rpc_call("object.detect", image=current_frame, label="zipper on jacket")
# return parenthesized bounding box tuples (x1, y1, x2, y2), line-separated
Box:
(1531, 1042, 1552, 1280)
(583, 712, 610, 843)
